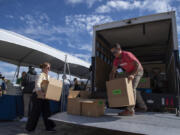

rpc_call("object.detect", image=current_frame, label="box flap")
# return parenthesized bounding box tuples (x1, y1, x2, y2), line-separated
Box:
(79, 91, 91, 98)
(49, 78, 62, 87)
(68, 91, 80, 98)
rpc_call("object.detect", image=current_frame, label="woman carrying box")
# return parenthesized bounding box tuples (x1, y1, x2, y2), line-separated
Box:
(26, 62, 56, 132)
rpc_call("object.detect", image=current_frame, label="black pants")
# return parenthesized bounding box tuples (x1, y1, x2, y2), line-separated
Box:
(26, 93, 55, 131)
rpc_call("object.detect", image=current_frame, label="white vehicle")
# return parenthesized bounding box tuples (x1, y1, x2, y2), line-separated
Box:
(51, 11, 180, 135)
(91, 11, 180, 111)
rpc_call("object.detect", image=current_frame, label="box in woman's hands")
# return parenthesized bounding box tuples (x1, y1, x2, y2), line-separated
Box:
(40, 78, 63, 101)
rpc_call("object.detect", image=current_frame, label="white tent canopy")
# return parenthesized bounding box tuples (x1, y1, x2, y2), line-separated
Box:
(0, 29, 90, 79)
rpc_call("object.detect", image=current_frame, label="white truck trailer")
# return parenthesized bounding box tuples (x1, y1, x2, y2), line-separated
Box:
(50, 11, 180, 135)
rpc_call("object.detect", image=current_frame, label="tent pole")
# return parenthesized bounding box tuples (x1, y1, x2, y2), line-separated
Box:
(13, 66, 18, 82)
(13, 65, 20, 82)
(57, 73, 60, 80)
(61, 55, 67, 112)
(16, 65, 20, 79)
(67, 63, 71, 81)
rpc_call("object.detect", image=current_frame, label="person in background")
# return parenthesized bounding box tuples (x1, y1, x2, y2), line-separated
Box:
(16, 71, 26, 85)
(1, 76, 6, 91)
(26, 62, 56, 132)
(110, 43, 147, 116)
(28, 66, 37, 75)
(0, 73, 3, 88)
(79, 81, 85, 90)
(0, 75, 6, 95)
(73, 78, 80, 90)
(21, 66, 37, 122)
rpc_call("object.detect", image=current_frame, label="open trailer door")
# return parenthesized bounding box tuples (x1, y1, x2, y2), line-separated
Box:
(50, 12, 180, 135)
(91, 11, 180, 113)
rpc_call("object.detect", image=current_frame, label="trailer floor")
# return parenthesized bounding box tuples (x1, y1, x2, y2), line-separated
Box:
(50, 109, 180, 135)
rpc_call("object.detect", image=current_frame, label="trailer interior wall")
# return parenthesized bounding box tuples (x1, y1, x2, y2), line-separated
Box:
(167, 33, 176, 94)
(94, 16, 178, 95)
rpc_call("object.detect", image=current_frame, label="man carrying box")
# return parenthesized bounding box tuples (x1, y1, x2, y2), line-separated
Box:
(110, 43, 147, 116)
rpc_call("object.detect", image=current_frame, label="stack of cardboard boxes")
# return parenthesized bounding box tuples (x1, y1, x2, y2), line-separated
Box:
(39, 78, 105, 117)
(137, 78, 151, 89)
(67, 91, 105, 117)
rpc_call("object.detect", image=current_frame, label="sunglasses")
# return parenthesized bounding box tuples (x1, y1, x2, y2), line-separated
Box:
(46, 66, 50, 70)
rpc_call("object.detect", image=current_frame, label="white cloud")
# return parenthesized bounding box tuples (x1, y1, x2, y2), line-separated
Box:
(72, 53, 91, 62)
(67, 0, 102, 7)
(65, 14, 113, 35)
(18, 13, 74, 38)
(96, 0, 175, 13)
(142, 0, 175, 13)
(67, 0, 82, 4)
(15, 13, 77, 48)
(0, 62, 18, 81)
(178, 25, 180, 33)
(67, 42, 92, 52)
(79, 44, 92, 52)
(5, 15, 14, 19)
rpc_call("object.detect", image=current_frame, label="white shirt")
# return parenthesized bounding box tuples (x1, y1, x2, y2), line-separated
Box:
(33, 72, 50, 92)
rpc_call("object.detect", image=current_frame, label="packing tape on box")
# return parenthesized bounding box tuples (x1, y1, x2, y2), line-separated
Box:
(112, 89, 121, 95)
(98, 101, 103, 105)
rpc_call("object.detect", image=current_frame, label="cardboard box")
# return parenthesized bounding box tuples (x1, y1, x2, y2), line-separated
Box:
(79, 91, 91, 98)
(67, 90, 90, 115)
(67, 91, 104, 117)
(137, 78, 151, 88)
(40, 78, 63, 101)
(68, 90, 91, 99)
(106, 78, 135, 107)
(67, 98, 82, 115)
(68, 90, 80, 98)
(67, 91, 81, 115)
(81, 99, 105, 117)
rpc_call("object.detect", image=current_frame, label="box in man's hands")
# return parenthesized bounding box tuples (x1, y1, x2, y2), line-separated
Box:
(106, 78, 135, 107)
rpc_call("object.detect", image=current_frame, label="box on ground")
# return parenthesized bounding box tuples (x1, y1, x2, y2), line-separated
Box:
(68, 90, 91, 99)
(106, 78, 135, 107)
(40, 78, 63, 101)
(67, 91, 104, 117)
(81, 99, 105, 117)
(67, 98, 82, 115)
(137, 77, 151, 88)
(80, 91, 91, 98)
(67, 90, 91, 115)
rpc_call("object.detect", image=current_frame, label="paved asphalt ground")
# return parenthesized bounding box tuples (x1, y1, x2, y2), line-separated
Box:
(0, 118, 138, 135)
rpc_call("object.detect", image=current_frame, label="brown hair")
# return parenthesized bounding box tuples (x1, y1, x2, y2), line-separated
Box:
(40, 62, 51, 69)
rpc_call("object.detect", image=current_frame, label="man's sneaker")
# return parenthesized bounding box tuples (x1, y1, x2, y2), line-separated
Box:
(46, 128, 56, 133)
(118, 110, 134, 116)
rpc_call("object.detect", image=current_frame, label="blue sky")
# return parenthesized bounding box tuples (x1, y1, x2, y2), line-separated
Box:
(0, 0, 180, 80)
